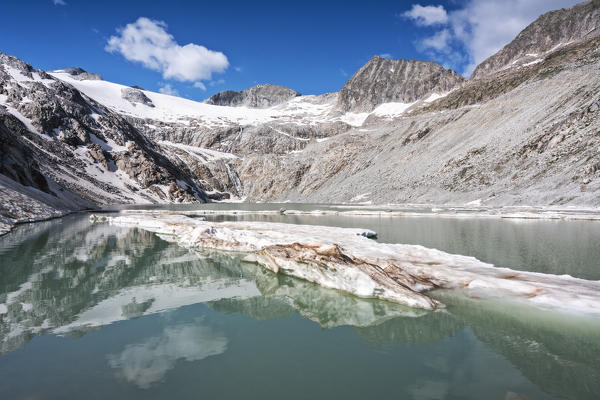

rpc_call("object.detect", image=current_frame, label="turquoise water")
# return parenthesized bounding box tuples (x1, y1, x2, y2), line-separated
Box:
(0, 209, 599, 399)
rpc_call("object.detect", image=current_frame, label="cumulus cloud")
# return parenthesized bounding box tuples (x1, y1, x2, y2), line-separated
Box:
(106, 17, 228, 86)
(420, 29, 451, 53)
(403, 0, 580, 76)
(158, 84, 179, 96)
(208, 79, 226, 87)
(193, 82, 207, 91)
(402, 5, 448, 26)
(53, 0, 67, 5)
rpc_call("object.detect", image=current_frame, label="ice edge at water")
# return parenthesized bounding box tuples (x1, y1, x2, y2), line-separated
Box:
(93, 213, 600, 316)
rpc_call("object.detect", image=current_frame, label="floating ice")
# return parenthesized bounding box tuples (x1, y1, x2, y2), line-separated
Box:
(95, 213, 600, 316)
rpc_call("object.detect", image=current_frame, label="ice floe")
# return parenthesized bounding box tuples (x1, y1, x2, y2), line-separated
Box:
(94, 213, 600, 315)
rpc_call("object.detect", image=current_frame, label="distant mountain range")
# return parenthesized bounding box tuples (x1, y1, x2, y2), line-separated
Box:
(1, 0, 599, 234)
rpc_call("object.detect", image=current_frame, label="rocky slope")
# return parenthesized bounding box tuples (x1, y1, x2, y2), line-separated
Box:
(0, 0, 599, 234)
(472, 0, 600, 79)
(205, 84, 301, 108)
(337, 57, 465, 112)
(0, 53, 216, 233)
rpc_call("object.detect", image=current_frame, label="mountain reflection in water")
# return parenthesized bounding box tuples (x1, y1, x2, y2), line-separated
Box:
(0, 214, 599, 399)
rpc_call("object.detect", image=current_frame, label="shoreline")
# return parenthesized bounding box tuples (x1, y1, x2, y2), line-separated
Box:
(4, 202, 600, 238)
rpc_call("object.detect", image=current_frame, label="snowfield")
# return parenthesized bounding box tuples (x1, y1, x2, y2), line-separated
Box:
(49, 71, 436, 128)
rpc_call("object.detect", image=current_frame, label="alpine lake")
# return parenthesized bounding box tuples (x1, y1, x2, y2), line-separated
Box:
(1, 203, 599, 400)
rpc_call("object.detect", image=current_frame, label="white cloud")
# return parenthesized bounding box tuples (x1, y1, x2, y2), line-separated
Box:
(340, 68, 349, 77)
(53, 0, 66, 5)
(420, 29, 451, 53)
(403, 0, 580, 76)
(402, 5, 448, 26)
(106, 17, 228, 86)
(158, 84, 179, 96)
(193, 82, 206, 91)
(208, 79, 226, 87)
(378, 53, 392, 59)
(234, 66, 243, 72)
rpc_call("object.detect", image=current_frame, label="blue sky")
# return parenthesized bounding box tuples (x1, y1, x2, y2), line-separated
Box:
(0, 0, 580, 101)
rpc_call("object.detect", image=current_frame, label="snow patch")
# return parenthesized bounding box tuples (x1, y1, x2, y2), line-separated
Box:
(159, 140, 238, 162)
(372, 101, 416, 117)
(424, 93, 447, 103)
(523, 59, 543, 67)
(350, 192, 371, 202)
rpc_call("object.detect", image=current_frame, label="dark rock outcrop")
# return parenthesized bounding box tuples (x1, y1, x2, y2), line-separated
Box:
(205, 84, 301, 108)
(337, 57, 465, 112)
(59, 67, 102, 81)
(121, 87, 154, 107)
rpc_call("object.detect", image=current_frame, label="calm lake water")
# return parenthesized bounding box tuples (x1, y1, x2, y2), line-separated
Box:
(1, 204, 599, 399)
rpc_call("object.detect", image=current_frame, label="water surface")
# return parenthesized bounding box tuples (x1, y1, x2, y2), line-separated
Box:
(1, 207, 599, 399)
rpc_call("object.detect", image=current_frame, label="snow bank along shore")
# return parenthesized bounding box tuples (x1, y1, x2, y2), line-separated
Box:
(90, 213, 600, 316)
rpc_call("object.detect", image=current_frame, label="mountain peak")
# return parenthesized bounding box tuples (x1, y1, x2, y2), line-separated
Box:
(337, 57, 465, 112)
(51, 67, 102, 81)
(204, 84, 301, 108)
(471, 0, 600, 79)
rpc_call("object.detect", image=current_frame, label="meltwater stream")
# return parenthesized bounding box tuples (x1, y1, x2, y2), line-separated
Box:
(0, 206, 599, 399)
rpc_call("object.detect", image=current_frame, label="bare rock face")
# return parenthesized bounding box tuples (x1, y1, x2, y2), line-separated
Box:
(121, 87, 154, 108)
(472, 0, 600, 79)
(337, 57, 465, 112)
(205, 84, 301, 108)
(59, 67, 102, 81)
(0, 51, 210, 221)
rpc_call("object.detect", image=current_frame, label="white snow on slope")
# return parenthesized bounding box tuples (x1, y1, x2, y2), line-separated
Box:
(49, 72, 421, 128)
(0, 94, 49, 138)
(424, 92, 447, 103)
(523, 59, 543, 67)
(159, 140, 238, 163)
(373, 101, 417, 117)
(50, 71, 324, 126)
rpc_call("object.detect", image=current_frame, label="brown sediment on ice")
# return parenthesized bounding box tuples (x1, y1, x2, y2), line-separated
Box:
(93, 213, 600, 315)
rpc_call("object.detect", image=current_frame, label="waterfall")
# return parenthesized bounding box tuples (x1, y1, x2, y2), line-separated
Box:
(224, 163, 243, 197)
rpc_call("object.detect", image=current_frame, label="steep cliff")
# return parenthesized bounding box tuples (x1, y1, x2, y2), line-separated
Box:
(337, 57, 465, 112)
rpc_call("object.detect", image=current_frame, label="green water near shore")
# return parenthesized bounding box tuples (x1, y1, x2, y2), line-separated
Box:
(0, 206, 599, 399)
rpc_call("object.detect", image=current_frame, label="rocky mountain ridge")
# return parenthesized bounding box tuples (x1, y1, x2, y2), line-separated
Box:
(337, 57, 465, 112)
(0, 52, 218, 233)
(472, 0, 600, 79)
(1, 0, 599, 235)
(205, 83, 301, 108)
